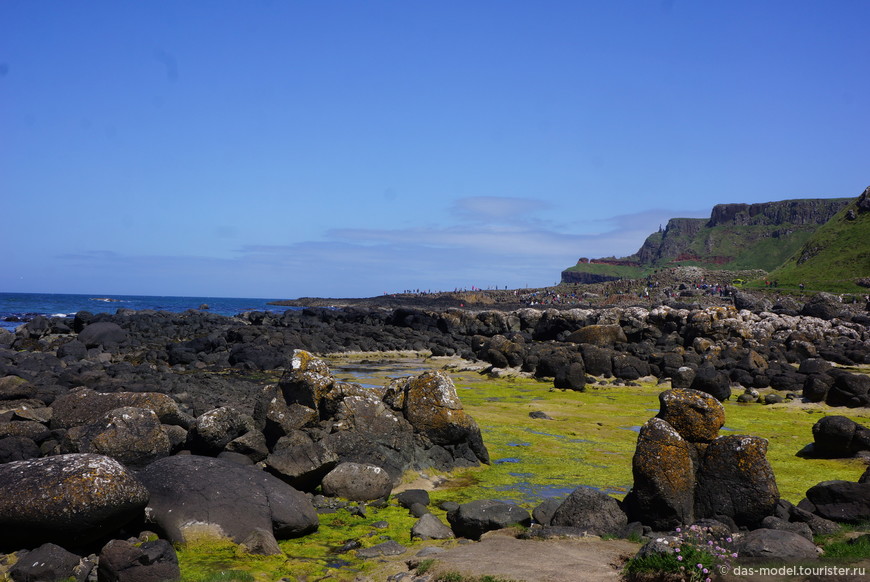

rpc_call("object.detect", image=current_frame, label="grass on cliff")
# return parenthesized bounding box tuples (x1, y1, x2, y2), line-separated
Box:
(766, 202, 870, 293)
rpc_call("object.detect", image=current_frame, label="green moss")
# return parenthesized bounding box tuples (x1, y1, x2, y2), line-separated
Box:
(176, 539, 296, 582)
(821, 535, 870, 561)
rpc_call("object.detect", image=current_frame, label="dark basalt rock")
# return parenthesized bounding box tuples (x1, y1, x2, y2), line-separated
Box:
(8, 543, 84, 582)
(804, 480, 870, 524)
(550, 486, 628, 537)
(78, 321, 129, 349)
(812, 415, 870, 457)
(825, 369, 870, 408)
(97, 538, 181, 582)
(689, 363, 731, 401)
(0, 453, 149, 549)
(396, 489, 430, 510)
(139, 455, 318, 549)
(411, 513, 454, 540)
(0, 435, 41, 463)
(447, 499, 531, 540)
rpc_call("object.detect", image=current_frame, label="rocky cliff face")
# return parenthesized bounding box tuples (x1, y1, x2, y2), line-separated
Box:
(707, 198, 850, 227)
(575, 197, 851, 277)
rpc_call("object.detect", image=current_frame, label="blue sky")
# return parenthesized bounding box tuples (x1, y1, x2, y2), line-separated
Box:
(2, 1, 868, 298)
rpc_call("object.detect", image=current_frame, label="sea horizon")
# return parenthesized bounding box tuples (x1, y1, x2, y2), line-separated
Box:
(0, 291, 294, 331)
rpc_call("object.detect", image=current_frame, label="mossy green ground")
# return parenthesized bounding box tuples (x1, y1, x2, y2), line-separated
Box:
(176, 356, 870, 581)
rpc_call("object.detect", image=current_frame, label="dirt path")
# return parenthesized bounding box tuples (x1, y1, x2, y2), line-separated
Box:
(368, 530, 641, 581)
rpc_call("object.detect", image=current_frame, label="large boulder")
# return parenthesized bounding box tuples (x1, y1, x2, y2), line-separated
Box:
(625, 418, 695, 530)
(579, 344, 613, 377)
(550, 486, 628, 537)
(656, 388, 724, 443)
(811, 415, 870, 457)
(800, 294, 844, 321)
(78, 322, 129, 349)
(803, 373, 834, 403)
(139, 455, 318, 550)
(804, 480, 870, 524)
(321, 393, 417, 480)
(447, 499, 531, 540)
(689, 363, 731, 401)
(566, 324, 627, 347)
(553, 361, 586, 391)
(695, 435, 779, 528)
(264, 435, 340, 491)
(320, 462, 392, 501)
(0, 453, 149, 548)
(738, 528, 819, 561)
(399, 371, 489, 464)
(825, 370, 870, 408)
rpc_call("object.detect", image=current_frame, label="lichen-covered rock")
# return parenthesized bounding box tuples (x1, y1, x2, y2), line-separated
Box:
(188, 406, 257, 455)
(252, 383, 318, 444)
(656, 388, 725, 443)
(695, 435, 779, 528)
(0, 453, 149, 548)
(277, 350, 334, 412)
(399, 371, 489, 464)
(625, 417, 695, 529)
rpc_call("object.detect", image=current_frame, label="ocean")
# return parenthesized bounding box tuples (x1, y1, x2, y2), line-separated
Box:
(0, 292, 292, 331)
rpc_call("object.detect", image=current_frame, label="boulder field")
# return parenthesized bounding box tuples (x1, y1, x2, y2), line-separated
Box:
(0, 292, 868, 580)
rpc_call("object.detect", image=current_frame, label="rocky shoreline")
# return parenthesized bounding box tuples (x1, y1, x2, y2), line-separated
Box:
(1, 287, 869, 580)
